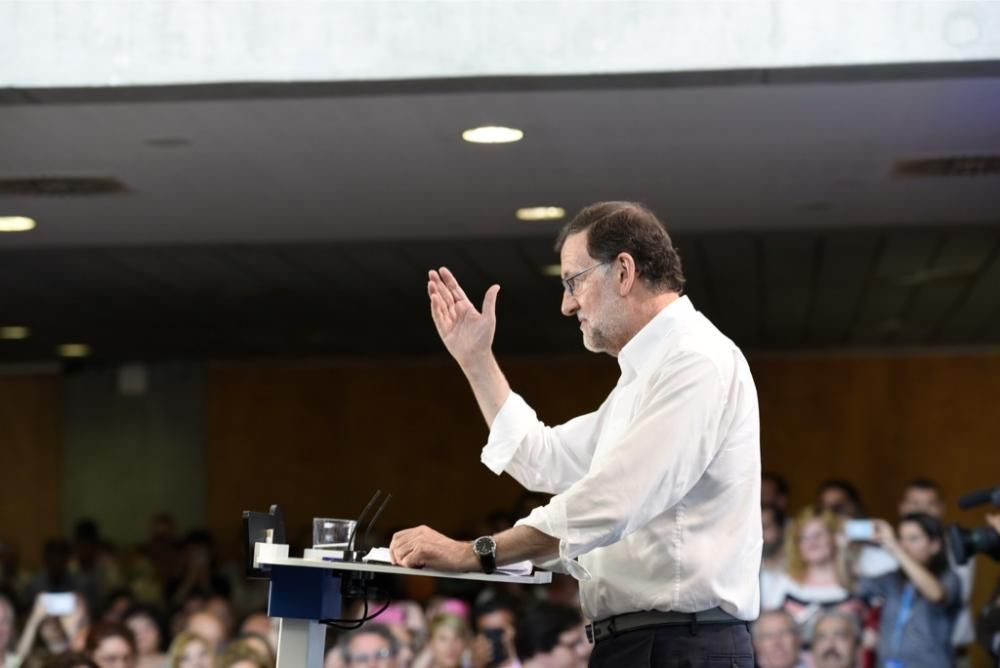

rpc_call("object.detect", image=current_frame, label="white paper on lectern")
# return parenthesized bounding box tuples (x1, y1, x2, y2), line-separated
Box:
(363, 547, 533, 576)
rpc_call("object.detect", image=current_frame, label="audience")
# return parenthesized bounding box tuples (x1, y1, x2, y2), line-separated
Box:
(0, 596, 15, 668)
(422, 615, 468, 668)
(470, 598, 518, 668)
(751, 610, 803, 668)
(760, 507, 861, 641)
(760, 504, 787, 600)
(811, 611, 860, 668)
(217, 638, 272, 668)
(183, 612, 226, 657)
(166, 632, 211, 668)
(514, 603, 589, 668)
(41, 653, 97, 668)
(339, 625, 399, 668)
(855, 514, 962, 668)
(762, 473, 790, 515)
(83, 624, 134, 668)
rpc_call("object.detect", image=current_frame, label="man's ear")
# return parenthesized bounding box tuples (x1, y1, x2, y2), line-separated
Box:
(616, 253, 638, 296)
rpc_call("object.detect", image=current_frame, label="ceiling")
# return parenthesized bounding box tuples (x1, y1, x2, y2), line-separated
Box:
(1, 65, 999, 362)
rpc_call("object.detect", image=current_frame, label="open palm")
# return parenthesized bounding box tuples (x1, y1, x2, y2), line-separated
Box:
(427, 267, 500, 367)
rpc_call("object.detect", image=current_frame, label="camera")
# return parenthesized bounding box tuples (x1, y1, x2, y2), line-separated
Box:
(947, 485, 1000, 565)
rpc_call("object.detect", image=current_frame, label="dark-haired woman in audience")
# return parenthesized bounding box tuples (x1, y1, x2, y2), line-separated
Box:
(760, 508, 865, 644)
(84, 623, 135, 668)
(856, 514, 962, 668)
(121, 608, 164, 668)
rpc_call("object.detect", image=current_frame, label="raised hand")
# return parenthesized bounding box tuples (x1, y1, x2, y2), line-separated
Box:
(428, 267, 500, 369)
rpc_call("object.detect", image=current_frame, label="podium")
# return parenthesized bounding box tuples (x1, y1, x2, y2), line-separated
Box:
(253, 541, 552, 668)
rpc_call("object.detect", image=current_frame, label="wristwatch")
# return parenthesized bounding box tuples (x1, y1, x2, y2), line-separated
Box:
(472, 535, 497, 574)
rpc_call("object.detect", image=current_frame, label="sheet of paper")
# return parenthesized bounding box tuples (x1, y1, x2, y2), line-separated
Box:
(363, 547, 533, 575)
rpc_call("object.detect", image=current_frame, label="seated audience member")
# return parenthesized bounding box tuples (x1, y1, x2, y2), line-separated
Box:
(84, 623, 135, 668)
(811, 611, 860, 668)
(470, 598, 518, 668)
(899, 477, 976, 653)
(217, 639, 272, 668)
(751, 610, 804, 668)
(856, 515, 962, 668)
(41, 653, 98, 668)
(423, 615, 469, 668)
(514, 603, 590, 668)
(99, 592, 134, 627)
(237, 612, 276, 657)
(121, 607, 164, 668)
(1, 595, 16, 668)
(183, 611, 226, 656)
(16, 593, 89, 666)
(339, 625, 399, 668)
(761, 508, 862, 641)
(818, 480, 895, 578)
(166, 631, 212, 668)
(374, 602, 426, 668)
(232, 634, 272, 667)
(760, 505, 787, 594)
(762, 473, 790, 515)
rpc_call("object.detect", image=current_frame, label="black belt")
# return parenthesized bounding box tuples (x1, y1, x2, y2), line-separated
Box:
(585, 607, 745, 644)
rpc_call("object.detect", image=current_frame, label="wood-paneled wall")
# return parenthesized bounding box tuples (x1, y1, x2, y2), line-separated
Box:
(0, 374, 62, 568)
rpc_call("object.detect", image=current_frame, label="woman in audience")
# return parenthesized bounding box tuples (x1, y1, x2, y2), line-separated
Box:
(84, 623, 135, 668)
(760, 507, 863, 643)
(121, 608, 164, 668)
(166, 632, 212, 668)
(418, 614, 469, 668)
(15, 594, 85, 667)
(856, 514, 961, 668)
(216, 639, 272, 668)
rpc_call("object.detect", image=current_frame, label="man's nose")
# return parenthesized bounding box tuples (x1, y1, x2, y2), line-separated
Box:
(561, 290, 578, 317)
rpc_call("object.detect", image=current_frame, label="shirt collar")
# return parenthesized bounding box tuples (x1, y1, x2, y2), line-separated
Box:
(617, 295, 695, 381)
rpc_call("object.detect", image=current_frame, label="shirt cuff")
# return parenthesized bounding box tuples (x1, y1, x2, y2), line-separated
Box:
(480, 392, 536, 475)
(515, 502, 592, 582)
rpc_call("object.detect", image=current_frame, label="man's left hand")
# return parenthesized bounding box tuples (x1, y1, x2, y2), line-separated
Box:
(389, 525, 478, 571)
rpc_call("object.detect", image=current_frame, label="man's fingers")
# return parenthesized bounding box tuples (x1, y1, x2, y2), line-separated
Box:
(429, 272, 457, 311)
(438, 267, 471, 305)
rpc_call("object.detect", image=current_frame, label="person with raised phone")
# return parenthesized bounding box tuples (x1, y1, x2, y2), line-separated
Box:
(389, 201, 762, 667)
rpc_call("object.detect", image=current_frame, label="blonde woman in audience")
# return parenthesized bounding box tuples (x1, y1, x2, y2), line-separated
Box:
(167, 632, 212, 668)
(417, 615, 469, 668)
(217, 639, 273, 668)
(760, 507, 864, 643)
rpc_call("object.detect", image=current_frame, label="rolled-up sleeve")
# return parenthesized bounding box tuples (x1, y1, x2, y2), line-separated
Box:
(481, 391, 601, 495)
(516, 351, 726, 576)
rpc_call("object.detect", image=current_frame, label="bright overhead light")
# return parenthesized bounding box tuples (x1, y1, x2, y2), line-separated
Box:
(0, 216, 36, 232)
(462, 126, 524, 144)
(541, 264, 563, 277)
(58, 343, 91, 358)
(0, 326, 30, 340)
(516, 206, 565, 221)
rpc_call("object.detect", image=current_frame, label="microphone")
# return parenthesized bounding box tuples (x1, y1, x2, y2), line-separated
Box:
(347, 490, 383, 553)
(362, 493, 392, 553)
(957, 486, 1000, 509)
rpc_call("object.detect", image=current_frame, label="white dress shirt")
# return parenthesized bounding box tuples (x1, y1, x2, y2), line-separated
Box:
(481, 296, 762, 621)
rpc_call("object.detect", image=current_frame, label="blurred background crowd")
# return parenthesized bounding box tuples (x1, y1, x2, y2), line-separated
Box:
(1, 476, 998, 668)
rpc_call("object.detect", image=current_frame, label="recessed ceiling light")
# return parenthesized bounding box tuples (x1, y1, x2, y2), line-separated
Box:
(516, 206, 565, 221)
(0, 326, 30, 340)
(0, 216, 36, 232)
(541, 264, 563, 277)
(58, 343, 91, 358)
(462, 126, 524, 144)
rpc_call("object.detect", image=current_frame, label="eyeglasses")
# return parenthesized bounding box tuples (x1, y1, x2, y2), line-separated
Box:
(348, 648, 393, 664)
(561, 262, 609, 296)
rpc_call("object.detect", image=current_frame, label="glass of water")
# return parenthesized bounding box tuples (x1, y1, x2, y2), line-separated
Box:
(312, 518, 357, 550)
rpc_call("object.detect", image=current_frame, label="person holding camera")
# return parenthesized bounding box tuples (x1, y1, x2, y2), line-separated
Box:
(855, 514, 962, 668)
(975, 513, 1000, 664)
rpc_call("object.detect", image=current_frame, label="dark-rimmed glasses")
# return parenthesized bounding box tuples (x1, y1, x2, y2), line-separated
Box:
(561, 262, 609, 296)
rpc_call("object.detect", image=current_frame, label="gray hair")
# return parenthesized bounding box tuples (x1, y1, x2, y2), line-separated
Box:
(813, 609, 862, 641)
(751, 609, 799, 639)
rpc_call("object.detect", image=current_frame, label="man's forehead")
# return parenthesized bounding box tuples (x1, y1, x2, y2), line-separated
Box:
(351, 633, 389, 649)
(559, 232, 594, 272)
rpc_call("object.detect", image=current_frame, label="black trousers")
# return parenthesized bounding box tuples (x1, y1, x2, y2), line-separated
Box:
(588, 622, 754, 668)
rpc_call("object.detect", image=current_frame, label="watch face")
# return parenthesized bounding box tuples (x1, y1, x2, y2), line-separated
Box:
(473, 536, 496, 556)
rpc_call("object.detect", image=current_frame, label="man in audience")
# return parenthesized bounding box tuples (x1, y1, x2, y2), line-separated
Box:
(339, 624, 399, 668)
(514, 603, 590, 668)
(899, 477, 977, 659)
(762, 473, 790, 515)
(811, 611, 860, 668)
(760, 505, 786, 592)
(184, 611, 227, 656)
(472, 597, 519, 668)
(817, 480, 895, 578)
(751, 610, 803, 668)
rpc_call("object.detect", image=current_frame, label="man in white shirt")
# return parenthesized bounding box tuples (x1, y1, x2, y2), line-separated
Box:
(389, 202, 762, 667)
